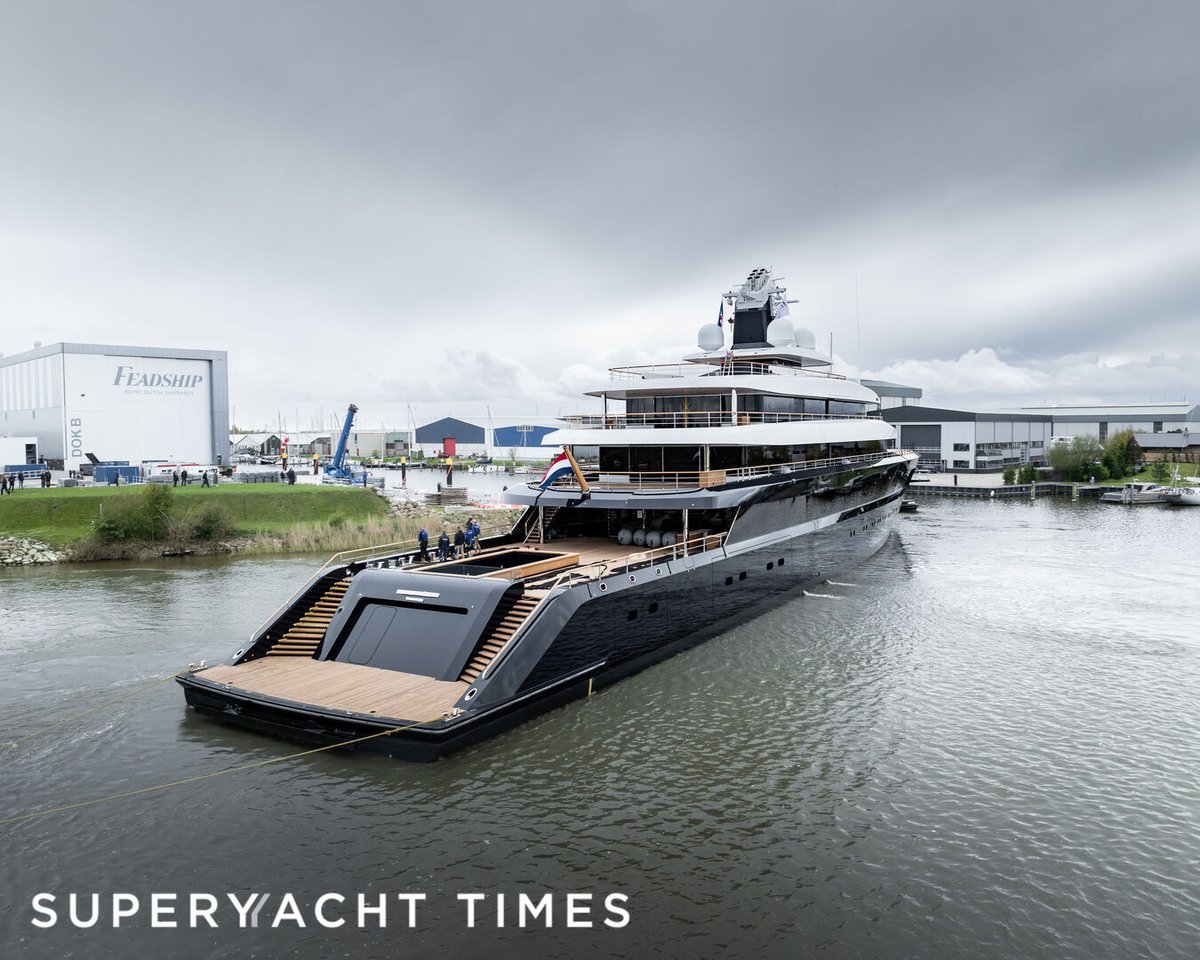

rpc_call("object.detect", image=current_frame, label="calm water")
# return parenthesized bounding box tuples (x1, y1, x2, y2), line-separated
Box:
(2, 497, 1198, 960)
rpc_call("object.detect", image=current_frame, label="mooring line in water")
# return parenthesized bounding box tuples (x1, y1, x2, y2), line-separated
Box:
(0, 715, 447, 828)
(1, 667, 196, 754)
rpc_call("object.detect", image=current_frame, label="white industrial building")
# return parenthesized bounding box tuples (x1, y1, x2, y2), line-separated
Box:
(1019, 402, 1200, 444)
(0, 435, 39, 469)
(0, 342, 229, 473)
(882, 405, 1054, 471)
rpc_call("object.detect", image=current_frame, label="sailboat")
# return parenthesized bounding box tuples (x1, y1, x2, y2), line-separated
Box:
(1163, 466, 1200, 506)
(475, 407, 495, 466)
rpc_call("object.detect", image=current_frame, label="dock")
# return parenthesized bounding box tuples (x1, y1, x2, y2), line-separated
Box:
(907, 475, 1104, 501)
(423, 486, 470, 505)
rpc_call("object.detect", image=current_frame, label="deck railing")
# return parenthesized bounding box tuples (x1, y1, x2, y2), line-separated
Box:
(608, 361, 846, 381)
(558, 410, 882, 430)
(525, 530, 729, 591)
(541, 450, 904, 492)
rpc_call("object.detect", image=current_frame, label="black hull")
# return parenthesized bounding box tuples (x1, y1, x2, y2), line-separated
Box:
(178, 482, 904, 761)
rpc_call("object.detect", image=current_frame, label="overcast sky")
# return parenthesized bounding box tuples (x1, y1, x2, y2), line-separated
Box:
(3, 1, 1199, 431)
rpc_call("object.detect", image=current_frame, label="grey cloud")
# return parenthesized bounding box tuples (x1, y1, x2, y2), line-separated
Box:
(2, 1, 1199, 422)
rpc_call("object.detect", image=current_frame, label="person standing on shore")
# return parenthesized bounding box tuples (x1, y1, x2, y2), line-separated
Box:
(18, 472, 24, 489)
(201, 470, 210, 488)
(287, 467, 296, 485)
(0, 473, 7, 495)
(181, 468, 189, 485)
(172, 471, 179, 487)
(417, 526, 430, 562)
(454, 526, 466, 559)
(437, 529, 450, 562)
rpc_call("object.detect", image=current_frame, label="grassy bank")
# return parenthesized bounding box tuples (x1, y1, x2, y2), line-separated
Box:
(0, 484, 388, 549)
(1098, 460, 1200, 486)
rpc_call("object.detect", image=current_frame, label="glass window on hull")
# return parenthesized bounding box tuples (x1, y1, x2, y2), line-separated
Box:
(631, 447, 663, 473)
(600, 447, 629, 471)
(663, 446, 702, 471)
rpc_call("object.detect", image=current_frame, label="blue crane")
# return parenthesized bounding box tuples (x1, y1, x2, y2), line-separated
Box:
(326, 403, 359, 480)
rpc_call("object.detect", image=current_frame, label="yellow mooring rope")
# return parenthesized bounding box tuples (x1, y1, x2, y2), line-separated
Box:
(2, 668, 192, 753)
(0, 715, 446, 828)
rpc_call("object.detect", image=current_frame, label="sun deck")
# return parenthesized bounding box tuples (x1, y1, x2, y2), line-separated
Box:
(194, 658, 468, 722)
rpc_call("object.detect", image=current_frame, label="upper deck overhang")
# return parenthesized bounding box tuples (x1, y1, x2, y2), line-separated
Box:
(500, 485, 756, 510)
(545, 417, 896, 448)
(589, 372, 880, 403)
(501, 451, 915, 510)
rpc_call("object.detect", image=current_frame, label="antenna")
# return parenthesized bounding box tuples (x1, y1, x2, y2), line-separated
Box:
(855, 270, 861, 373)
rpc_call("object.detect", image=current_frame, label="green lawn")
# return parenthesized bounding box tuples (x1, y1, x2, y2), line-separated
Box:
(0, 483, 387, 547)
(1097, 461, 1200, 486)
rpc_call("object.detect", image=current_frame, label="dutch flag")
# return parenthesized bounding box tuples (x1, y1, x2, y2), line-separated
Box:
(539, 451, 575, 489)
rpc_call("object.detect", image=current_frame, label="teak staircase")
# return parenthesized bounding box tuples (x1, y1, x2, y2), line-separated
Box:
(265, 576, 352, 657)
(459, 590, 544, 683)
(527, 507, 560, 544)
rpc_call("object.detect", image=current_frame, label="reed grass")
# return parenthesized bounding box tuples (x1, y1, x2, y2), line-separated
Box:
(238, 510, 521, 557)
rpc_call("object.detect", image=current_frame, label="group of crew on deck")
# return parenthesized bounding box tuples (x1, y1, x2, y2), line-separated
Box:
(417, 517, 482, 563)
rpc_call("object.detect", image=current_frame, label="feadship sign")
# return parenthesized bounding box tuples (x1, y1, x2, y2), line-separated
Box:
(112, 365, 204, 391)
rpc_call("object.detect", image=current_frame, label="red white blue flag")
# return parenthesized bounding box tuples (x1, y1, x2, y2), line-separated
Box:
(717, 302, 724, 327)
(539, 451, 575, 489)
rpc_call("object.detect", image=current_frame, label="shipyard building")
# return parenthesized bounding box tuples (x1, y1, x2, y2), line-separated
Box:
(0, 342, 229, 473)
(882, 405, 1054, 471)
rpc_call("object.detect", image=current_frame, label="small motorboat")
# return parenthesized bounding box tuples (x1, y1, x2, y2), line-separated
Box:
(899, 499, 920, 513)
(1099, 482, 1167, 505)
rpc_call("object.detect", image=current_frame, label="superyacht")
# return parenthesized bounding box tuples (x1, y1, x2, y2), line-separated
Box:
(178, 267, 917, 758)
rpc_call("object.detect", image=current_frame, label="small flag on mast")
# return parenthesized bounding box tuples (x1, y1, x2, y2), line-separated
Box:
(717, 302, 724, 327)
(539, 448, 589, 493)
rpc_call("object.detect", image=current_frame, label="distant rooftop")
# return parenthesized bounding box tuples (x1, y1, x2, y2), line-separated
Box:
(1019, 402, 1198, 421)
(861, 378, 922, 399)
(883, 405, 1050, 424)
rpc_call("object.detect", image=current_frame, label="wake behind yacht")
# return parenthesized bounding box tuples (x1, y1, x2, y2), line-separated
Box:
(178, 267, 917, 758)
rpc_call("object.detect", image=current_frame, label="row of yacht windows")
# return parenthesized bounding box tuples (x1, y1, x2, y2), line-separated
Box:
(583, 440, 885, 473)
(626, 394, 875, 417)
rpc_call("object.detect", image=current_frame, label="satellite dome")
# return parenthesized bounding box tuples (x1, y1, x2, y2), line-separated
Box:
(793, 326, 817, 349)
(766, 318, 795, 347)
(697, 323, 724, 352)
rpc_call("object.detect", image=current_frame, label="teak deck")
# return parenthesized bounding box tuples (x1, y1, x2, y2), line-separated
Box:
(196, 658, 468, 722)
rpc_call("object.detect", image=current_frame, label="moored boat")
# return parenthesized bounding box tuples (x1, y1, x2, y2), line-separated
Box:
(1162, 468, 1200, 506)
(1099, 481, 1167, 504)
